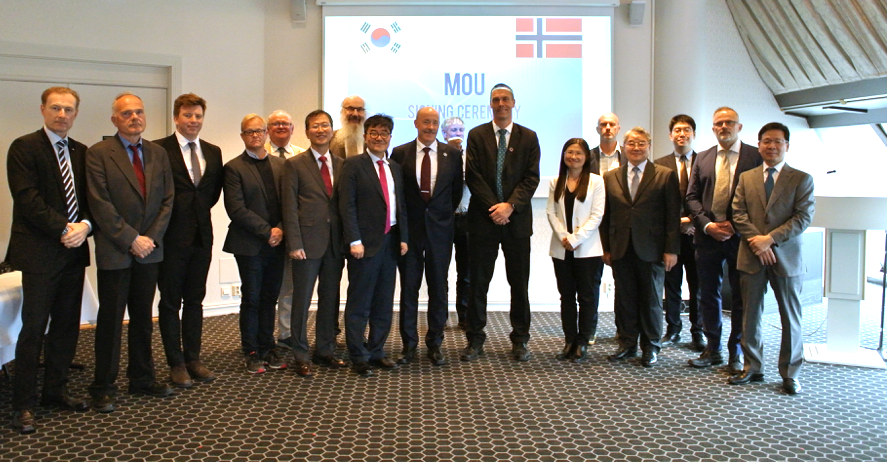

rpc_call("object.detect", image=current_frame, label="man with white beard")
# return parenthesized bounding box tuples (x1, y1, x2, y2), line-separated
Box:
(330, 95, 366, 159)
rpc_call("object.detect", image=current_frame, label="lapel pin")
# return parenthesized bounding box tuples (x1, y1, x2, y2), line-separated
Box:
(509, 147, 514, 152)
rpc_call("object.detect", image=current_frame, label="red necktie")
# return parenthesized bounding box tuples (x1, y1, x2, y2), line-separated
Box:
(319, 155, 333, 196)
(378, 159, 391, 234)
(420, 147, 432, 202)
(130, 144, 146, 198)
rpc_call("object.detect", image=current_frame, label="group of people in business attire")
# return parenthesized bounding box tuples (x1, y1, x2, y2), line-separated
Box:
(6, 84, 813, 435)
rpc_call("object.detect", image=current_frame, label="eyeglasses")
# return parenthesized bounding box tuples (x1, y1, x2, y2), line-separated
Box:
(760, 139, 787, 146)
(672, 127, 694, 134)
(367, 131, 391, 139)
(242, 129, 266, 136)
(624, 141, 649, 148)
(269, 122, 292, 128)
(713, 120, 738, 127)
(309, 123, 332, 130)
(343, 106, 366, 112)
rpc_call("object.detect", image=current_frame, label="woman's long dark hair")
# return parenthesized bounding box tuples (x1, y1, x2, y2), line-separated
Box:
(554, 138, 592, 202)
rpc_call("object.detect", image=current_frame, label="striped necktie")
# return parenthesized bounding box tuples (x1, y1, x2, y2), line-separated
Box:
(56, 140, 79, 223)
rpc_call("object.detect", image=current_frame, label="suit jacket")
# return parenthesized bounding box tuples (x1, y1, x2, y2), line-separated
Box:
(653, 151, 696, 216)
(282, 150, 344, 259)
(600, 161, 682, 262)
(6, 129, 92, 273)
(732, 164, 815, 277)
(222, 151, 286, 257)
(389, 139, 463, 245)
(465, 122, 540, 238)
(686, 142, 762, 241)
(591, 146, 628, 176)
(338, 152, 408, 258)
(153, 134, 224, 248)
(86, 136, 174, 270)
(546, 174, 605, 259)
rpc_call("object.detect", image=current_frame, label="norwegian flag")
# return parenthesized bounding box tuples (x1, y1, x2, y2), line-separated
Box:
(516, 18, 582, 58)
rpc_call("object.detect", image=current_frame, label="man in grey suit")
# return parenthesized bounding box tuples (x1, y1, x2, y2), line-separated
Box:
(600, 127, 682, 367)
(223, 114, 288, 375)
(281, 109, 346, 377)
(728, 122, 814, 395)
(85, 92, 175, 413)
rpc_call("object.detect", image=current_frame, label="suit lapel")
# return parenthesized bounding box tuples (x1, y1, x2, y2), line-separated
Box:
(110, 140, 144, 198)
(142, 143, 156, 198)
(431, 143, 452, 199)
(39, 130, 68, 201)
(360, 153, 385, 199)
(747, 165, 767, 211)
(168, 137, 193, 190)
(617, 164, 632, 204)
(403, 141, 419, 189)
(634, 162, 656, 201)
(765, 165, 794, 213)
(300, 152, 327, 196)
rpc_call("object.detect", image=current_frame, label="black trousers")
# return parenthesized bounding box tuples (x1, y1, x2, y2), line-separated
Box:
(552, 253, 603, 345)
(90, 262, 159, 398)
(453, 214, 470, 323)
(157, 243, 212, 367)
(611, 243, 665, 353)
(235, 247, 285, 357)
(465, 227, 531, 346)
(663, 232, 701, 335)
(13, 260, 84, 410)
(398, 232, 453, 350)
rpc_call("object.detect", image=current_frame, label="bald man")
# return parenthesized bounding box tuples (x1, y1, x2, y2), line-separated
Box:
(389, 107, 463, 366)
(330, 95, 366, 159)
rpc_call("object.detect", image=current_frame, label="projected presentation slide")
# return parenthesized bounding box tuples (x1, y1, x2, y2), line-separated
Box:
(323, 15, 612, 179)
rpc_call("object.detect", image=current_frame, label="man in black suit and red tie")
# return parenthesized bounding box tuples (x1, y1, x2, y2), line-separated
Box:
(281, 109, 347, 377)
(461, 83, 540, 362)
(7, 87, 92, 433)
(686, 107, 763, 373)
(86, 92, 175, 413)
(390, 107, 463, 366)
(339, 114, 408, 376)
(153, 93, 224, 388)
(653, 114, 704, 351)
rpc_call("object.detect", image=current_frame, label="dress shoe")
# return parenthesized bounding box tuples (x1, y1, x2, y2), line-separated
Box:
(91, 395, 116, 413)
(368, 357, 399, 370)
(729, 370, 764, 385)
(128, 382, 174, 398)
(688, 349, 724, 368)
(294, 362, 314, 377)
(727, 354, 744, 374)
(186, 360, 216, 382)
(512, 343, 531, 361)
(607, 347, 638, 361)
(169, 365, 193, 388)
(353, 362, 374, 376)
(460, 345, 484, 361)
(427, 347, 446, 366)
(313, 355, 346, 368)
(571, 344, 588, 362)
(641, 350, 658, 367)
(41, 388, 89, 412)
(397, 347, 417, 365)
(690, 333, 707, 352)
(11, 409, 36, 434)
(661, 331, 681, 346)
(556, 342, 573, 360)
(783, 378, 802, 395)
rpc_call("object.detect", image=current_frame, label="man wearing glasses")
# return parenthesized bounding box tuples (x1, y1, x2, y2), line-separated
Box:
(338, 114, 408, 375)
(223, 114, 288, 374)
(263, 110, 305, 353)
(331, 95, 367, 159)
(686, 107, 762, 373)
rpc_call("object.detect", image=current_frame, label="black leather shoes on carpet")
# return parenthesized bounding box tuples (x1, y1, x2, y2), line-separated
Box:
(571, 344, 588, 362)
(397, 347, 417, 365)
(608, 347, 638, 361)
(128, 382, 174, 398)
(727, 354, 744, 374)
(641, 350, 658, 367)
(729, 371, 764, 385)
(688, 349, 724, 367)
(41, 388, 89, 412)
(690, 332, 707, 352)
(512, 343, 531, 361)
(368, 357, 399, 370)
(556, 342, 573, 360)
(460, 345, 484, 361)
(313, 355, 346, 368)
(661, 331, 681, 346)
(427, 347, 446, 366)
(353, 362, 374, 376)
(783, 378, 802, 395)
(91, 395, 116, 413)
(11, 409, 36, 434)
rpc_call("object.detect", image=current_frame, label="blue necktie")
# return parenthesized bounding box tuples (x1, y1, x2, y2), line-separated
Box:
(496, 128, 507, 202)
(765, 167, 776, 202)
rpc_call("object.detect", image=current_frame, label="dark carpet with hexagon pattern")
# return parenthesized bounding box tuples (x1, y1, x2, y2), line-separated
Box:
(2, 303, 886, 461)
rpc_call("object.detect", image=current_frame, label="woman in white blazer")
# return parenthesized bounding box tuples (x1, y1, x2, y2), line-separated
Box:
(546, 138, 606, 362)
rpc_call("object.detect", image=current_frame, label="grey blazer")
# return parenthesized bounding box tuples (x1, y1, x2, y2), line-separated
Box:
(732, 164, 815, 277)
(85, 136, 174, 270)
(282, 150, 344, 259)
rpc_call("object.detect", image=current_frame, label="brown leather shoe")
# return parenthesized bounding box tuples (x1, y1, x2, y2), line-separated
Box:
(294, 362, 314, 377)
(11, 409, 36, 434)
(170, 365, 193, 388)
(186, 361, 216, 383)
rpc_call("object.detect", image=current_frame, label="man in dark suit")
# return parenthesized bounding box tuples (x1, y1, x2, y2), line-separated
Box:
(390, 107, 463, 366)
(153, 93, 224, 388)
(223, 114, 288, 375)
(85, 92, 175, 413)
(339, 114, 409, 375)
(462, 83, 540, 362)
(442, 116, 471, 330)
(653, 114, 704, 351)
(686, 107, 763, 373)
(7, 87, 92, 433)
(591, 113, 627, 176)
(601, 127, 682, 367)
(729, 122, 814, 395)
(281, 109, 346, 377)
